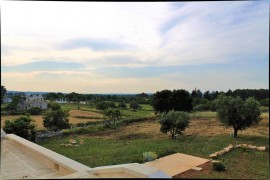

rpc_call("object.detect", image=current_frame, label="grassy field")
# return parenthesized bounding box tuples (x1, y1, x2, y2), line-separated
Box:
(38, 112, 269, 179)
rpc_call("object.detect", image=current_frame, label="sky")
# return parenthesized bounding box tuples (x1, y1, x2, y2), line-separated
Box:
(1, 1, 269, 94)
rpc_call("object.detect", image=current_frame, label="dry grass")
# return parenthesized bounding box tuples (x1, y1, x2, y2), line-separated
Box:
(69, 110, 103, 117)
(1, 110, 104, 130)
(86, 113, 269, 139)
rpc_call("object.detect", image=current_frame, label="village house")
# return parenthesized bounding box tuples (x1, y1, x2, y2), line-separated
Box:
(2, 93, 13, 103)
(17, 94, 48, 110)
(55, 98, 69, 104)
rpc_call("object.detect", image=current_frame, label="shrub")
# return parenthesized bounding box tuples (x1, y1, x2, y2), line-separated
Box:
(143, 152, 157, 162)
(28, 107, 42, 115)
(104, 108, 122, 124)
(3, 115, 37, 141)
(130, 101, 140, 111)
(212, 162, 226, 171)
(109, 102, 116, 108)
(48, 102, 61, 110)
(118, 102, 127, 109)
(43, 109, 71, 131)
(96, 101, 109, 110)
(260, 98, 269, 107)
(193, 104, 209, 111)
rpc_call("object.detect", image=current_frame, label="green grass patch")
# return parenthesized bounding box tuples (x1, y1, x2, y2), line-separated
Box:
(121, 109, 154, 119)
(72, 116, 103, 119)
(260, 106, 269, 113)
(60, 103, 96, 110)
(38, 134, 269, 179)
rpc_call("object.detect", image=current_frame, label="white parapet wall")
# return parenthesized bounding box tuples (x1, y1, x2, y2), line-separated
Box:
(2, 133, 171, 178)
(5, 134, 91, 176)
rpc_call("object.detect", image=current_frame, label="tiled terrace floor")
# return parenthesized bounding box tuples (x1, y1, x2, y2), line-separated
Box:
(1, 140, 62, 179)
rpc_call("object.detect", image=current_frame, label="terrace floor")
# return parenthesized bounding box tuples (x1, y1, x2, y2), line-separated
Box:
(1, 140, 62, 179)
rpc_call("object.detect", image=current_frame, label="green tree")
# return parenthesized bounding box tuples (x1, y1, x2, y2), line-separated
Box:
(43, 109, 71, 131)
(203, 90, 212, 100)
(48, 102, 61, 110)
(214, 94, 261, 138)
(118, 102, 127, 109)
(1, 85, 7, 103)
(5, 96, 21, 110)
(152, 89, 192, 114)
(191, 88, 203, 98)
(104, 108, 122, 124)
(28, 107, 42, 115)
(130, 101, 140, 111)
(152, 90, 172, 113)
(159, 111, 190, 139)
(96, 101, 109, 110)
(3, 115, 36, 141)
(109, 101, 116, 108)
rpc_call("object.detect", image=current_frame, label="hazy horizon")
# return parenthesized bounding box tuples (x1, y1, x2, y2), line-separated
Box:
(1, 1, 269, 94)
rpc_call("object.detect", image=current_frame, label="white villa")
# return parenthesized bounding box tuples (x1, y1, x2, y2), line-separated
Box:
(55, 98, 69, 104)
(17, 94, 48, 110)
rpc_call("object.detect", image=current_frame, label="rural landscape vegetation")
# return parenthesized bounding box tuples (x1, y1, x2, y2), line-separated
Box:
(1, 1, 269, 179)
(1, 86, 269, 179)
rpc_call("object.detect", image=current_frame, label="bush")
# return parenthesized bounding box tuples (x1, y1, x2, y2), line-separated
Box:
(96, 101, 109, 110)
(209, 101, 217, 111)
(28, 107, 42, 115)
(118, 102, 127, 109)
(48, 102, 61, 110)
(193, 98, 209, 106)
(260, 98, 269, 106)
(193, 104, 209, 111)
(43, 109, 71, 131)
(3, 115, 37, 141)
(130, 101, 140, 111)
(143, 152, 157, 162)
(212, 162, 226, 171)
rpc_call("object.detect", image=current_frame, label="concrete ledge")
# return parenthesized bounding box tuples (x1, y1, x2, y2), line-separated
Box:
(6, 134, 91, 174)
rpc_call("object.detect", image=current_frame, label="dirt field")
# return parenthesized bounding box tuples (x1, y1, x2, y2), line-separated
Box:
(87, 113, 269, 139)
(69, 110, 103, 117)
(1, 110, 104, 130)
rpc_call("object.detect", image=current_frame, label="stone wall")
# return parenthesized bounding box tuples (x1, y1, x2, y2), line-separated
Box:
(36, 130, 63, 142)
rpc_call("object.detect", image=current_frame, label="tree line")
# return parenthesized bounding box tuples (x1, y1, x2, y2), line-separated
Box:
(191, 88, 268, 101)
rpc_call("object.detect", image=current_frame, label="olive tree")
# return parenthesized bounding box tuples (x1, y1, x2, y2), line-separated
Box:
(159, 111, 190, 139)
(214, 94, 261, 138)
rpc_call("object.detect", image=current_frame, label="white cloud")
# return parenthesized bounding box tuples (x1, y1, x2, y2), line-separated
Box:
(1, 1, 268, 93)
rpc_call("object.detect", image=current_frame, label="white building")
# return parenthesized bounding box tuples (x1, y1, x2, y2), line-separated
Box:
(55, 98, 69, 104)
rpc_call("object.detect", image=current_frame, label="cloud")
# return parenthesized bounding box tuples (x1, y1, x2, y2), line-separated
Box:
(2, 60, 84, 72)
(1, 1, 268, 93)
(58, 38, 133, 51)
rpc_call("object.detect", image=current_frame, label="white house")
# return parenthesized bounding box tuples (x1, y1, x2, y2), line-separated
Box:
(55, 98, 69, 104)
